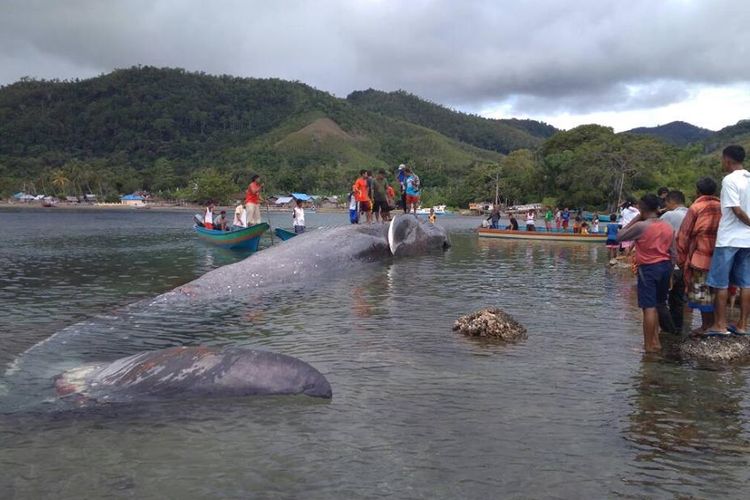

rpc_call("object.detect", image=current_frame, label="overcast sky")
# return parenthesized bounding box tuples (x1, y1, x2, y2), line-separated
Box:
(1, 0, 749, 131)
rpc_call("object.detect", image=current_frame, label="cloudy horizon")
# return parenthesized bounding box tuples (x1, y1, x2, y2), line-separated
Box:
(2, 0, 749, 132)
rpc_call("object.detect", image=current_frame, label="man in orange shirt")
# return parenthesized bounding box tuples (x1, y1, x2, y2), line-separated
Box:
(245, 174, 262, 225)
(353, 170, 372, 224)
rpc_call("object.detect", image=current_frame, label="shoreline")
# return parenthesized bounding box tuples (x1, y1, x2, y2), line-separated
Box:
(0, 201, 350, 214)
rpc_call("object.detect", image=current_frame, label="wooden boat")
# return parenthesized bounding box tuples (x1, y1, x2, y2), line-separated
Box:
(274, 227, 298, 241)
(478, 227, 607, 243)
(194, 223, 269, 251)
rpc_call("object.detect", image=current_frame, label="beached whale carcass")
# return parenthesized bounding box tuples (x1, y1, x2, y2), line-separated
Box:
(54, 346, 333, 403)
(162, 214, 450, 301)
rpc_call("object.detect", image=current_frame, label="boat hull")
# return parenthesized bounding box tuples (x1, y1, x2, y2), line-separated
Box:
(194, 223, 269, 251)
(478, 228, 607, 243)
(274, 228, 298, 241)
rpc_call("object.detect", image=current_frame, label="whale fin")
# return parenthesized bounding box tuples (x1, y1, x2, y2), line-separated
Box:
(387, 215, 397, 255)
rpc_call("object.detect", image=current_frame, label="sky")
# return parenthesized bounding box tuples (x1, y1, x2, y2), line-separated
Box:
(1, 0, 749, 132)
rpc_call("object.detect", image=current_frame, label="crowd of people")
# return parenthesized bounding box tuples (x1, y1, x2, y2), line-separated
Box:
(348, 164, 425, 224)
(615, 145, 748, 353)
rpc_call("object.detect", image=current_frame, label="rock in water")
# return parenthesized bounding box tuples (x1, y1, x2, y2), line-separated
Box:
(678, 335, 750, 364)
(453, 308, 527, 341)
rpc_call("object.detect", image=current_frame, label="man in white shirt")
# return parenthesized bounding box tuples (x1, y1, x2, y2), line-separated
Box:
(706, 145, 750, 335)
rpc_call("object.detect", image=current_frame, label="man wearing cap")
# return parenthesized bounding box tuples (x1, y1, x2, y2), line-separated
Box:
(397, 164, 408, 213)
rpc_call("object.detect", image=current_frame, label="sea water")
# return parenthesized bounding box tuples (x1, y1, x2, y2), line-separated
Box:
(1, 208, 749, 498)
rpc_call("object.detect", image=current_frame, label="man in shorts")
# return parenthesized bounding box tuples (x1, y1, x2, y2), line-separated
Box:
(705, 145, 750, 335)
(617, 194, 675, 353)
(353, 170, 371, 224)
(404, 167, 420, 214)
(371, 169, 390, 223)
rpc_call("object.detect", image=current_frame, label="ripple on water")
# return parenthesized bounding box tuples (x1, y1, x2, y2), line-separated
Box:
(2, 211, 750, 498)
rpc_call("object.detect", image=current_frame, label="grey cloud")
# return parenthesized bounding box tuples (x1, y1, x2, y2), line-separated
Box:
(0, 0, 748, 115)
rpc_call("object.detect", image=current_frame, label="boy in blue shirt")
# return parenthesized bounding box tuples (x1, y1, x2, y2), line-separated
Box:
(606, 213, 619, 259)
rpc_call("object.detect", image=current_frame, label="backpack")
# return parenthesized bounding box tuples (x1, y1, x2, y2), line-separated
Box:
(412, 174, 421, 190)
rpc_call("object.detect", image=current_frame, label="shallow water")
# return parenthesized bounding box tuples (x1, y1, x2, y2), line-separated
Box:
(1, 208, 750, 499)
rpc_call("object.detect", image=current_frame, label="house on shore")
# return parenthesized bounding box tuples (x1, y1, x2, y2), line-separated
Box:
(121, 194, 146, 207)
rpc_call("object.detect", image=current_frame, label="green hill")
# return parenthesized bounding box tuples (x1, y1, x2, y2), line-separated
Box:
(625, 121, 713, 146)
(0, 66, 502, 200)
(347, 89, 556, 154)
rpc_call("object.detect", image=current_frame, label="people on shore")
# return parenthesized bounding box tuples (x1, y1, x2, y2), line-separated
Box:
(660, 190, 688, 334)
(293, 198, 305, 233)
(245, 175, 262, 225)
(676, 177, 721, 334)
(617, 194, 675, 353)
(372, 169, 390, 223)
(620, 198, 640, 255)
(544, 207, 553, 232)
(704, 145, 750, 336)
(353, 170, 372, 224)
(657, 186, 670, 214)
(404, 167, 420, 214)
(606, 214, 619, 260)
(526, 210, 536, 231)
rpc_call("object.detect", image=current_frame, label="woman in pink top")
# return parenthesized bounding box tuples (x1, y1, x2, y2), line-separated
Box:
(617, 194, 675, 353)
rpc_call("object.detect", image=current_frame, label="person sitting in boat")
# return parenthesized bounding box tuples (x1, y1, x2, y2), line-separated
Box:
(293, 198, 305, 233)
(526, 210, 536, 231)
(233, 203, 247, 228)
(214, 210, 228, 231)
(507, 215, 519, 231)
(580, 221, 590, 235)
(203, 202, 215, 230)
(591, 212, 600, 233)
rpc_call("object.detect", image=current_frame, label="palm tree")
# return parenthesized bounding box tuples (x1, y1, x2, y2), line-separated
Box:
(50, 169, 70, 195)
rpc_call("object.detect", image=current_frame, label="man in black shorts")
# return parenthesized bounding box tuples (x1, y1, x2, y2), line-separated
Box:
(372, 169, 391, 223)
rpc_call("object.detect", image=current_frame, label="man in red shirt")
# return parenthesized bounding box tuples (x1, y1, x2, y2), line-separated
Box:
(245, 175, 262, 225)
(617, 194, 675, 353)
(353, 170, 371, 224)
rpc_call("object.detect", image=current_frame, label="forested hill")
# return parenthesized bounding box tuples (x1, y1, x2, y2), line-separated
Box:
(625, 121, 713, 146)
(0, 66, 517, 200)
(0, 66, 748, 210)
(347, 89, 557, 153)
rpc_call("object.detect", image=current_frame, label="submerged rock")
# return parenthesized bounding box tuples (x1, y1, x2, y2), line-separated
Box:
(453, 308, 527, 341)
(677, 335, 750, 364)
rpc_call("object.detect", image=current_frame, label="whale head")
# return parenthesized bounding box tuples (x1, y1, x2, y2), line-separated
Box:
(388, 215, 451, 257)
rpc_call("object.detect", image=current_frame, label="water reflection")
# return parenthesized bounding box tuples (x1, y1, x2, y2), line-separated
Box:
(624, 360, 750, 496)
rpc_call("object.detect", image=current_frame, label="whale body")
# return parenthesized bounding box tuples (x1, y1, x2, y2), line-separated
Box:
(161, 214, 450, 301)
(54, 346, 333, 403)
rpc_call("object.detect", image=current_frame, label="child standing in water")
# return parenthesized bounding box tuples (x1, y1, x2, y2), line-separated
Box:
(428, 207, 437, 224)
(606, 213, 619, 260)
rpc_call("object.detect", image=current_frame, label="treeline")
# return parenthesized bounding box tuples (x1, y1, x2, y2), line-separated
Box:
(0, 67, 748, 208)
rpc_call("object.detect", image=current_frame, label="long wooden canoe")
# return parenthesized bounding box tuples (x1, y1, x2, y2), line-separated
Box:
(194, 223, 269, 251)
(478, 227, 607, 243)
